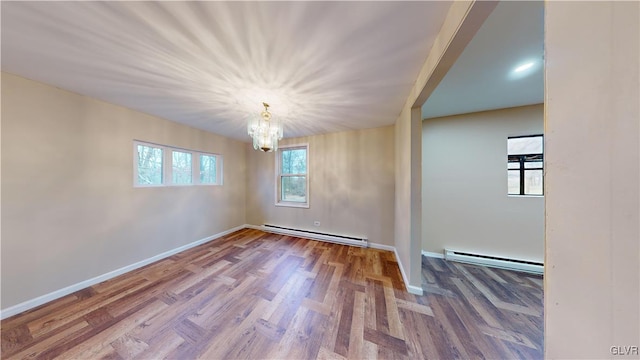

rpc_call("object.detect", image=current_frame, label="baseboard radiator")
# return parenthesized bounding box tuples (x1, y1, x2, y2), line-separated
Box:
(444, 249, 543, 274)
(261, 224, 368, 248)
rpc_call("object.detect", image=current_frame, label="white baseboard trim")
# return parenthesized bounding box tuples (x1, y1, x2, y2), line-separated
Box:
(254, 224, 368, 248)
(444, 249, 544, 275)
(421, 250, 445, 259)
(368, 243, 395, 252)
(248, 224, 386, 251)
(0, 224, 246, 320)
(394, 248, 424, 296)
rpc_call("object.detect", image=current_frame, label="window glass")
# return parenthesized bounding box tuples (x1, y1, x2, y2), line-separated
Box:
(525, 161, 543, 169)
(200, 154, 217, 184)
(172, 151, 192, 184)
(281, 176, 307, 203)
(507, 170, 521, 195)
(282, 149, 307, 174)
(137, 145, 163, 185)
(508, 136, 543, 155)
(524, 170, 544, 195)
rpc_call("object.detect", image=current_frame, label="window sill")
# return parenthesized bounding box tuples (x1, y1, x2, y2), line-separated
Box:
(508, 194, 544, 198)
(275, 202, 310, 209)
(134, 183, 222, 188)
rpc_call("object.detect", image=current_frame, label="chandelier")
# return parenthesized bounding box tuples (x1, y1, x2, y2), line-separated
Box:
(247, 102, 283, 152)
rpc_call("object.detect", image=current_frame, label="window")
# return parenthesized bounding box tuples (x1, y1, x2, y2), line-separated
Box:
(199, 154, 217, 184)
(276, 144, 309, 207)
(136, 144, 163, 186)
(508, 135, 543, 196)
(172, 150, 192, 185)
(134, 141, 222, 187)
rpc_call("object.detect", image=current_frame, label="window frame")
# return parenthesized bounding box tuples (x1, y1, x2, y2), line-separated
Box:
(275, 143, 309, 208)
(133, 140, 223, 188)
(507, 134, 544, 196)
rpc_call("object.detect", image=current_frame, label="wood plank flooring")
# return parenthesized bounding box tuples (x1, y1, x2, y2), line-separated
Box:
(1, 229, 543, 359)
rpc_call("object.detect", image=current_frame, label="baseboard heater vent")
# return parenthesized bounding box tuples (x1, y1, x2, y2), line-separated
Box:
(261, 224, 368, 248)
(444, 249, 543, 274)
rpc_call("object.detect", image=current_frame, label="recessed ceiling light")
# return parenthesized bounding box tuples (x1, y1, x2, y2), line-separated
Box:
(514, 62, 535, 73)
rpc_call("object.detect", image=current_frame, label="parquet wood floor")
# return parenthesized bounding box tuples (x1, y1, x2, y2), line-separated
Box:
(1, 229, 543, 359)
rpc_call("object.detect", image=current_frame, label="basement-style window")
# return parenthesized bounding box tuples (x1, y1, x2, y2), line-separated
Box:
(276, 144, 309, 208)
(134, 141, 222, 187)
(508, 135, 543, 196)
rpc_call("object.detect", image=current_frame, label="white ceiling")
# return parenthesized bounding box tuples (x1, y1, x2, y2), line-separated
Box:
(1, 1, 451, 141)
(422, 1, 544, 120)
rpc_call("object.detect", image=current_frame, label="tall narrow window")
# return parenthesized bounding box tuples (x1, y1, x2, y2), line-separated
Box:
(276, 144, 309, 207)
(200, 154, 217, 184)
(508, 135, 543, 196)
(136, 144, 163, 186)
(172, 150, 192, 185)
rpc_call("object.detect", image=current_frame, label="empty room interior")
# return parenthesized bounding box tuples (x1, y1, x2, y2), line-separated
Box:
(1, 1, 638, 359)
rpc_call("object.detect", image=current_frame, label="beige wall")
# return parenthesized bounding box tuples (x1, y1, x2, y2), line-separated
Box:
(1, 73, 246, 309)
(545, 2, 639, 358)
(246, 126, 395, 246)
(422, 104, 544, 261)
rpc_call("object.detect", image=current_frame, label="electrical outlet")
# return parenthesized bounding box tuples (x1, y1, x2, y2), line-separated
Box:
(313, 221, 321, 227)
